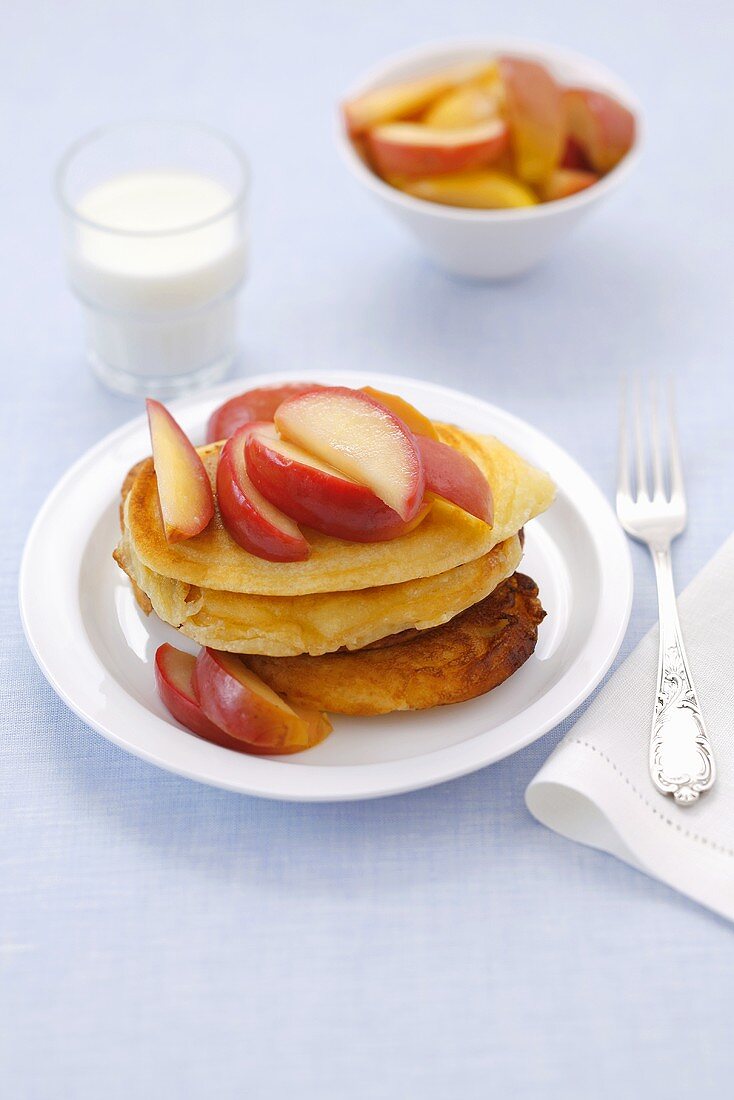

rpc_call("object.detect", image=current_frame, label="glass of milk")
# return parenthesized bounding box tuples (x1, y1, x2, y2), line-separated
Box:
(56, 121, 249, 396)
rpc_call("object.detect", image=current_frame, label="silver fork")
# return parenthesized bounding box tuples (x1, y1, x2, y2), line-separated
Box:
(616, 376, 715, 805)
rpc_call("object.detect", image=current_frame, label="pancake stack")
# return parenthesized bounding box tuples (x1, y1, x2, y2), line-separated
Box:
(115, 421, 555, 714)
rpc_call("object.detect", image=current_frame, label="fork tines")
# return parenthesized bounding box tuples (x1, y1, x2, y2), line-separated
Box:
(617, 375, 685, 510)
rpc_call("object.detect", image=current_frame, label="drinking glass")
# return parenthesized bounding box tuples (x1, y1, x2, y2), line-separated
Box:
(56, 121, 249, 397)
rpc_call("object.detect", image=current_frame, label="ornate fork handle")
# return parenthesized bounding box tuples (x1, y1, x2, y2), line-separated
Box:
(649, 547, 715, 805)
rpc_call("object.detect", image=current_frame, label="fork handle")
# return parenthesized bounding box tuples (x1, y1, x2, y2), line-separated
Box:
(649, 547, 715, 805)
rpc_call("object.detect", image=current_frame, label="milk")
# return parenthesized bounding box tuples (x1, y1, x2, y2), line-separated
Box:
(66, 170, 247, 393)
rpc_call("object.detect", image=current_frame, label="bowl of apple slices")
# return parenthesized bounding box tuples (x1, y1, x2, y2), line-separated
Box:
(338, 38, 642, 278)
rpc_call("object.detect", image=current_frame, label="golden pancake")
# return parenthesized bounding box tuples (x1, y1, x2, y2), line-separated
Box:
(115, 530, 523, 656)
(123, 425, 555, 595)
(243, 573, 545, 715)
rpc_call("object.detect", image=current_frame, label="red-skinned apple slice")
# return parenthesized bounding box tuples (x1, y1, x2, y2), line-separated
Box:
(155, 643, 254, 751)
(417, 436, 493, 524)
(206, 382, 327, 444)
(146, 398, 214, 543)
(216, 424, 310, 562)
(274, 387, 425, 522)
(564, 87, 635, 173)
(193, 648, 332, 752)
(498, 56, 565, 184)
(540, 168, 599, 201)
(343, 62, 489, 135)
(245, 423, 432, 542)
(366, 118, 509, 177)
(423, 67, 503, 129)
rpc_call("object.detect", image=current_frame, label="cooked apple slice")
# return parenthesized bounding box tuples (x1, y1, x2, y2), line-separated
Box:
(146, 399, 214, 543)
(366, 118, 508, 177)
(193, 648, 332, 752)
(565, 87, 635, 173)
(274, 387, 425, 522)
(423, 83, 500, 129)
(206, 382, 327, 444)
(498, 56, 565, 184)
(360, 387, 438, 440)
(156, 645, 327, 756)
(155, 643, 254, 751)
(417, 436, 493, 524)
(423, 65, 503, 129)
(245, 423, 431, 542)
(343, 61, 489, 135)
(394, 169, 537, 209)
(540, 168, 598, 202)
(216, 424, 310, 562)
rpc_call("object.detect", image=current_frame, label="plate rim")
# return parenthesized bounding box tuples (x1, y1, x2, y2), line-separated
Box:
(19, 370, 633, 801)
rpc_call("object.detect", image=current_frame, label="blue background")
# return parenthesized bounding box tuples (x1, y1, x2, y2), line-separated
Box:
(3, 2, 733, 1096)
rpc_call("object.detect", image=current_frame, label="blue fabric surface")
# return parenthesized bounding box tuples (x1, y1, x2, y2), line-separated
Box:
(2, 1, 734, 1096)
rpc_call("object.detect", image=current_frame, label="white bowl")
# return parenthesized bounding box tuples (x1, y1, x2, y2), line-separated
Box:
(337, 38, 644, 280)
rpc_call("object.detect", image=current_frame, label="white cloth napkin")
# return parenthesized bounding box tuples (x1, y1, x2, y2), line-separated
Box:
(526, 533, 734, 921)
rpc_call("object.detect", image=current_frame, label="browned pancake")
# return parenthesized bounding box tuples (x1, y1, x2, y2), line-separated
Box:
(115, 458, 153, 615)
(243, 573, 544, 715)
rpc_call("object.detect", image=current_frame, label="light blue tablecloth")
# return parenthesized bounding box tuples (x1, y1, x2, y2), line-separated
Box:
(3, 2, 734, 1096)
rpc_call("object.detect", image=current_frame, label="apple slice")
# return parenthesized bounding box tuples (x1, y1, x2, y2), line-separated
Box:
(564, 87, 635, 173)
(206, 382, 327, 444)
(539, 168, 599, 202)
(498, 56, 565, 184)
(343, 61, 489, 135)
(417, 436, 493, 524)
(146, 399, 214, 543)
(245, 423, 431, 542)
(366, 118, 508, 177)
(422, 84, 500, 130)
(155, 643, 254, 751)
(193, 648, 332, 752)
(394, 170, 537, 209)
(274, 387, 425, 522)
(423, 66, 503, 129)
(216, 424, 310, 562)
(360, 387, 438, 440)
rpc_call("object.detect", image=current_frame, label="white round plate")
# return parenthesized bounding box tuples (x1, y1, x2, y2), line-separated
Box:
(20, 371, 632, 801)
